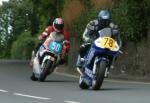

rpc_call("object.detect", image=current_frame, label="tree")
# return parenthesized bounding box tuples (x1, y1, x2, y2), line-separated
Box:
(31, 0, 65, 24)
(0, 0, 33, 57)
(0, 0, 66, 58)
(0, 2, 13, 57)
(111, 0, 150, 42)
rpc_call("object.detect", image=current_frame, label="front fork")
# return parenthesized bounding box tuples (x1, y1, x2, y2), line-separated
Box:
(93, 57, 110, 78)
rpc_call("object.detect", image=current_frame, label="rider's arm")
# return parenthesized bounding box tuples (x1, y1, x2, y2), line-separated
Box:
(110, 23, 122, 47)
(82, 20, 97, 43)
(63, 31, 70, 52)
(38, 26, 53, 40)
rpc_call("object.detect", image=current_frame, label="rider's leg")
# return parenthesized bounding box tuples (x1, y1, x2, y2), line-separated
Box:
(76, 44, 87, 67)
(76, 43, 91, 74)
(35, 42, 43, 56)
(29, 42, 42, 67)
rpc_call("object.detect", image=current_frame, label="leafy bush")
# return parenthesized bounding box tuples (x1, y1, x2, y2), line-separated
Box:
(69, 8, 99, 38)
(70, 0, 150, 43)
(11, 31, 36, 59)
(111, 0, 150, 42)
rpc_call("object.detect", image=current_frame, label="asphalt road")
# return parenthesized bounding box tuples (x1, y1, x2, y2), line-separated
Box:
(0, 60, 150, 103)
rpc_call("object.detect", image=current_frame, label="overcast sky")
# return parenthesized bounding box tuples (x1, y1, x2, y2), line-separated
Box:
(0, 0, 9, 5)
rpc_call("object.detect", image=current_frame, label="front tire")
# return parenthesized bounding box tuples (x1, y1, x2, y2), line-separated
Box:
(92, 61, 107, 90)
(39, 60, 53, 82)
(30, 73, 38, 81)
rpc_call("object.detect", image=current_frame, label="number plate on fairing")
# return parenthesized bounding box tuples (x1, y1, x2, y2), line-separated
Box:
(48, 41, 63, 54)
(95, 37, 115, 51)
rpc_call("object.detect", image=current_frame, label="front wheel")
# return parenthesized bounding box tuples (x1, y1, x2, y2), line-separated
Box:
(39, 60, 53, 82)
(30, 73, 38, 81)
(92, 60, 107, 90)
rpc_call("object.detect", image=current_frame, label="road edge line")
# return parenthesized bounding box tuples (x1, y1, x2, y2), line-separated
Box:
(55, 68, 150, 85)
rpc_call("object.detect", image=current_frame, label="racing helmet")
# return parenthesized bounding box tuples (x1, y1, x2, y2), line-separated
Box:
(53, 18, 64, 32)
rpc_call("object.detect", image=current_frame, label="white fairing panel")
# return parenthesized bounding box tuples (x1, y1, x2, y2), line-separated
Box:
(41, 56, 51, 68)
(33, 57, 41, 77)
(114, 42, 120, 51)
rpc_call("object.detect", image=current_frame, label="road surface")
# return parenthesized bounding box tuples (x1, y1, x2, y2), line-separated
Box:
(0, 60, 150, 103)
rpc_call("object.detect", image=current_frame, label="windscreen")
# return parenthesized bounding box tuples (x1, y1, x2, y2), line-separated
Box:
(98, 27, 112, 37)
(50, 32, 64, 42)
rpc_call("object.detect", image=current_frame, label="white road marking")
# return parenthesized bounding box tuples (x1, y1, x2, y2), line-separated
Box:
(64, 101, 80, 103)
(0, 89, 8, 93)
(13, 93, 51, 100)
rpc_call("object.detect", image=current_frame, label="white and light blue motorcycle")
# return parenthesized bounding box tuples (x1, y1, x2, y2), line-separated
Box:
(30, 32, 64, 82)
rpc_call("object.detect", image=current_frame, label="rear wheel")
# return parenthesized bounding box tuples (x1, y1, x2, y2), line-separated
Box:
(92, 60, 107, 90)
(39, 60, 53, 82)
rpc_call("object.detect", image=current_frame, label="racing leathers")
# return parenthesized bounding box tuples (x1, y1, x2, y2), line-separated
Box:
(76, 19, 121, 68)
(36, 25, 70, 63)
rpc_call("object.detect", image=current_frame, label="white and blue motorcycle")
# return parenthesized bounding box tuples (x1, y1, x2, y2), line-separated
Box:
(78, 27, 121, 90)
